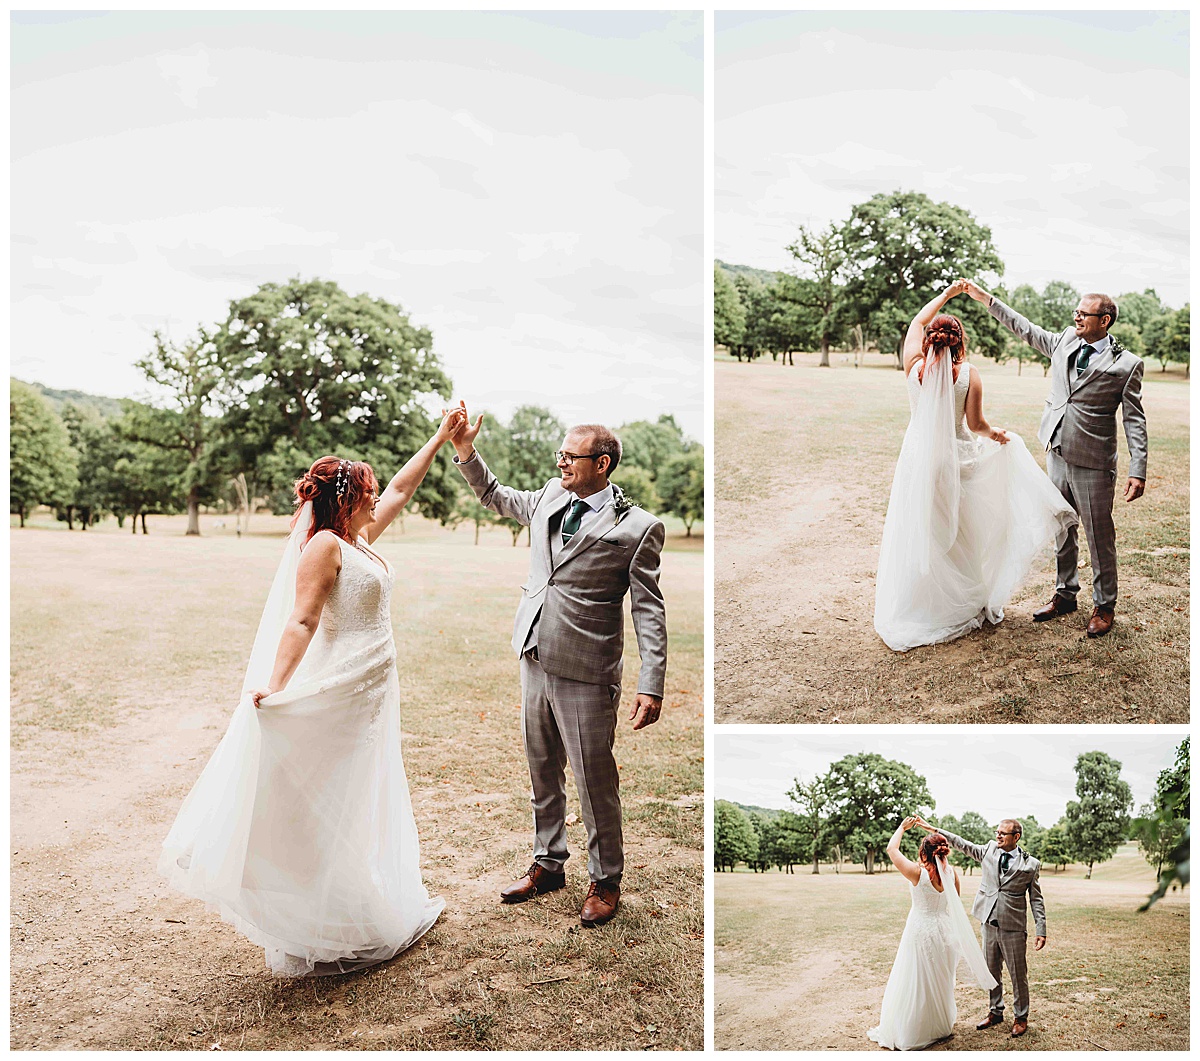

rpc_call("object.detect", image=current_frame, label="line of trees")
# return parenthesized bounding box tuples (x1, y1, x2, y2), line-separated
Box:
(11, 278, 704, 538)
(715, 189, 1191, 376)
(716, 745, 1187, 885)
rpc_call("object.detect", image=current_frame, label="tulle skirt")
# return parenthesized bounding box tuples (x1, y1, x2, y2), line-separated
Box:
(874, 431, 1078, 652)
(868, 913, 958, 1051)
(159, 655, 444, 976)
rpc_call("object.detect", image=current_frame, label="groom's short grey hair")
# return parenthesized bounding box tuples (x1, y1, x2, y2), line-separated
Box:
(571, 423, 621, 474)
(1083, 293, 1118, 328)
(1000, 817, 1023, 838)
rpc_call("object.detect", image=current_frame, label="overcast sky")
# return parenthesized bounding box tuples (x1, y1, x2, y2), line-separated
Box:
(12, 11, 702, 437)
(717, 11, 1189, 307)
(716, 729, 1186, 826)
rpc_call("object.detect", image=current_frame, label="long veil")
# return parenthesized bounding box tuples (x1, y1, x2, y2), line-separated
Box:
(243, 502, 311, 697)
(937, 856, 998, 990)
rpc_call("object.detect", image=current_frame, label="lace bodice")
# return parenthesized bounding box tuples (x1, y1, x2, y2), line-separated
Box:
(907, 359, 973, 441)
(907, 870, 955, 966)
(292, 534, 395, 686)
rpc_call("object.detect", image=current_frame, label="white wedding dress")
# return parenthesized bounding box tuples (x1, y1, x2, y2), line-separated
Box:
(874, 353, 1079, 652)
(868, 859, 996, 1051)
(160, 507, 444, 976)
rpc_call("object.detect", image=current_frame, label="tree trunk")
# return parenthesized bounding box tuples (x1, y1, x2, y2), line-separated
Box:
(864, 849, 876, 875)
(811, 854, 820, 874)
(1017, 359, 1023, 376)
(18, 504, 25, 528)
(818, 339, 830, 368)
(65, 506, 75, 531)
(474, 521, 481, 546)
(684, 520, 693, 537)
(1085, 861, 1093, 880)
(141, 513, 148, 534)
(185, 486, 201, 536)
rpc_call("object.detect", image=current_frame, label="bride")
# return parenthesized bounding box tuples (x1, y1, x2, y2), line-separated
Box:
(868, 817, 997, 1051)
(159, 410, 464, 976)
(874, 282, 1079, 652)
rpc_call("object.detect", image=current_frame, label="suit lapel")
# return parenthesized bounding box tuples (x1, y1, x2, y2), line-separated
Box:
(552, 500, 617, 571)
(542, 490, 572, 548)
(1065, 335, 1086, 393)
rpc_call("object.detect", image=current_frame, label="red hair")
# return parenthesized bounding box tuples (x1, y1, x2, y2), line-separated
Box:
(919, 314, 967, 382)
(292, 456, 379, 546)
(919, 832, 951, 885)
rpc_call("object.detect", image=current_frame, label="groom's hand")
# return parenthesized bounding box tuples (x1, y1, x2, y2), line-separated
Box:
(449, 400, 484, 461)
(912, 816, 936, 832)
(1124, 477, 1145, 502)
(1034, 936, 1046, 951)
(957, 278, 992, 306)
(629, 694, 662, 730)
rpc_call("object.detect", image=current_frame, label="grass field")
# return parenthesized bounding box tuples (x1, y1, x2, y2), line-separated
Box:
(10, 510, 703, 1050)
(715, 841, 1189, 1051)
(715, 353, 1189, 723)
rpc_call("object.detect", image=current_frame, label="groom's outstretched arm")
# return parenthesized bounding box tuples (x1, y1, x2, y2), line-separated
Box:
(454, 447, 544, 526)
(936, 828, 988, 864)
(960, 278, 1058, 359)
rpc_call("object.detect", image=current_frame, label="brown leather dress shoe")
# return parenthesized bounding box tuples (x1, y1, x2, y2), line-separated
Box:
(580, 879, 620, 926)
(1011, 1019, 1028, 1037)
(1033, 594, 1077, 622)
(500, 863, 566, 904)
(1086, 607, 1115, 638)
(976, 1014, 1004, 1031)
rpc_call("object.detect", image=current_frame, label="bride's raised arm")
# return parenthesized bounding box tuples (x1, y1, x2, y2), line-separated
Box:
(366, 408, 466, 543)
(884, 816, 922, 885)
(902, 281, 967, 376)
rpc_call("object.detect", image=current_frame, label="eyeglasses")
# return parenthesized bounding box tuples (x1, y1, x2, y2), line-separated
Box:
(995, 830, 1019, 837)
(1073, 310, 1105, 319)
(555, 451, 603, 466)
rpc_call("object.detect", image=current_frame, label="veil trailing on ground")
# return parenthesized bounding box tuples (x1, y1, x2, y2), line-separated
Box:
(936, 856, 997, 990)
(159, 501, 443, 976)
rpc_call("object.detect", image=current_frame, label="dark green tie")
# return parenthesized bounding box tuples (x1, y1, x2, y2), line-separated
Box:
(561, 498, 589, 544)
(1076, 343, 1095, 376)
(1000, 852, 1011, 874)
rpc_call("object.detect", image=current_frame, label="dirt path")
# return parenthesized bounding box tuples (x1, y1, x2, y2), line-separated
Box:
(715, 357, 1190, 723)
(11, 523, 704, 1050)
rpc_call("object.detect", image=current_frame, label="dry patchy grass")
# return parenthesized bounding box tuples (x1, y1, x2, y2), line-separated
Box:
(715, 841, 1188, 1051)
(715, 354, 1189, 722)
(10, 512, 702, 1050)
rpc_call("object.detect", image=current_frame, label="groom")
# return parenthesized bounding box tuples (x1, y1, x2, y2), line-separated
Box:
(450, 410, 667, 927)
(960, 280, 1148, 638)
(916, 816, 1046, 1038)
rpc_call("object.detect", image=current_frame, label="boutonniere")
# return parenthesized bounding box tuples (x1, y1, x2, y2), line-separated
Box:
(1109, 335, 1125, 355)
(611, 483, 638, 524)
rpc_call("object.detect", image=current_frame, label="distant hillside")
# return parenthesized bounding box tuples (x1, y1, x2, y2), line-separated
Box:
(716, 259, 785, 286)
(733, 801, 786, 820)
(15, 379, 125, 420)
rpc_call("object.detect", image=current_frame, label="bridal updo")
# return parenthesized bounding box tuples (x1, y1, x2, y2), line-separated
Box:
(922, 314, 967, 364)
(918, 832, 951, 865)
(293, 455, 380, 545)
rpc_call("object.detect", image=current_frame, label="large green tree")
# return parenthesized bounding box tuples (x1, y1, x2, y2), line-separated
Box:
(10, 380, 78, 527)
(213, 277, 457, 520)
(787, 775, 833, 874)
(618, 415, 687, 479)
(838, 191, 1007, 366)
(1041, 820, 1073, 873)
(657, 448, 704, 536)
(1134, 737, 1190, 882)
(784, 223, 845, 367)
(714, 800, 757, 871)
(1064, 751, 1133, 879)
(822, 752, 934, 874)
(714, 264, 746, 351)
(126, 329, 228, 535)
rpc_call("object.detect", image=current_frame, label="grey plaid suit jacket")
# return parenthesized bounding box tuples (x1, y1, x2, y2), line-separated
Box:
(989, 298, 1148, 480)
(455, 451, 667, 698)
(941, 830, 1047, 937)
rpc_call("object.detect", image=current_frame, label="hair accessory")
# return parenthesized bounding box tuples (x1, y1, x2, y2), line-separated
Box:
(335, 459, 350, 499)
